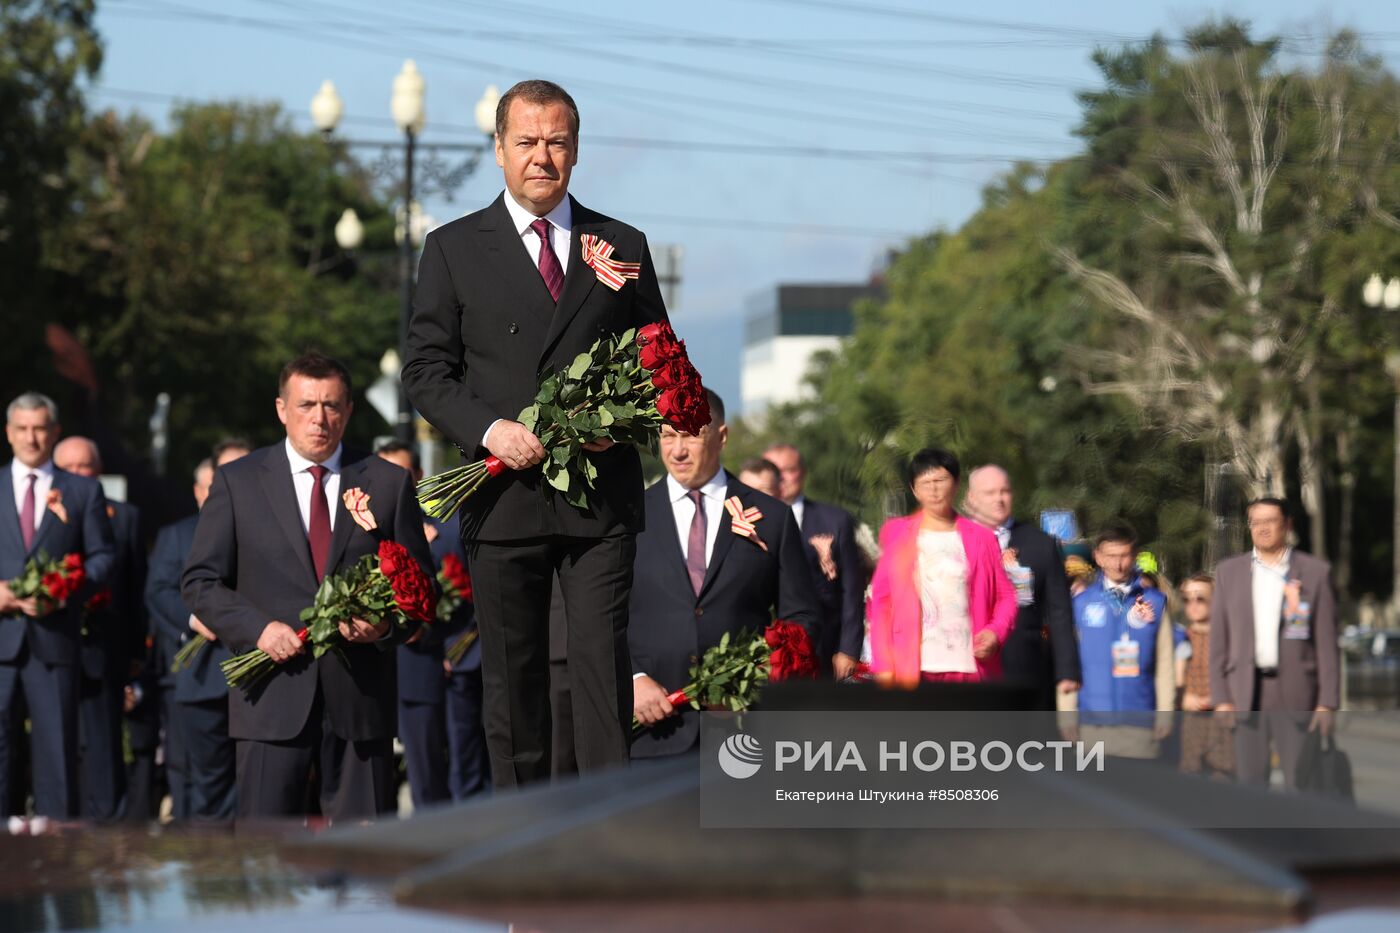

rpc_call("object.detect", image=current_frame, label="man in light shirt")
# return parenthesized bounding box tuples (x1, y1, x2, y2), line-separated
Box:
(1210, 498, 1339, 788)
(0, 392, 115, 819)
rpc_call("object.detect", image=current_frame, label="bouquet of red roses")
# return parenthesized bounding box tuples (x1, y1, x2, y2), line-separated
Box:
(435, 553, 480, 665)
(634, 620, 816, 729)
(418, 321, 710, 518)
(220, 541, 436, 691)
(8, 552, 85, 618)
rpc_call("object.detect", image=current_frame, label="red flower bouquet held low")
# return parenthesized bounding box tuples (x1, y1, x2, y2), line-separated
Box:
(435, 553, 479, 665)
(8, 552, 84, 618)
(220, 541, 436, 692)
(417, 322, 711, 519)
(634, 620, 816, 730)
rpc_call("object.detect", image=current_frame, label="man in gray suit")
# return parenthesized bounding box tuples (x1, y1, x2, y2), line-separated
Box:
(1209, 497, 1339, 789)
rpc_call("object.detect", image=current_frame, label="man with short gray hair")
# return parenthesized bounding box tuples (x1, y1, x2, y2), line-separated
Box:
(964, 464, 1080, 710)
(54, 436, 147, 821)
(1, 393, 115, 819)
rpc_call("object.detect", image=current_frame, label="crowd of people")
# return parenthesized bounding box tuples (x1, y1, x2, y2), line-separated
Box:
(0, 373, 1342, 824)
(0, 77, 1344, 826)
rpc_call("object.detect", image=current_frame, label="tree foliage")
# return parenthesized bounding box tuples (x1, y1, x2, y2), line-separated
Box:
(732, 21, 1400, 593)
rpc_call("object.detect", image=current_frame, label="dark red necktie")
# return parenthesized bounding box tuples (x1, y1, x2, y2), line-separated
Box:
(19, 472, 36, 551)
(307, 464, 332, 582)
(686, 489, 707, 596)
(530, 218, 564, 302)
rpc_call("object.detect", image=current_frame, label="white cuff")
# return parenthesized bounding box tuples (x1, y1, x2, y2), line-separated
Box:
(187, 613, 199, 631)
(632, 672, 647, 680)
(482, 419, 503, 448)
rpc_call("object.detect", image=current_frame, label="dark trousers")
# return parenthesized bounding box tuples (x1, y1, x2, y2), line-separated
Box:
(445, 667, 490, 800)
(234, 690, 395, 822)
(78, 670, 127, 820)
(399, 698, 450, 809)
(0, 646, 78, 818)
(161, 685, 190, 820)
(468, 534, 634, 788)
(1234, 672, 1309, 789)
(180, 697, 236, 820)
(999, 627, 1057, 711)
(549, 657, 579, 778)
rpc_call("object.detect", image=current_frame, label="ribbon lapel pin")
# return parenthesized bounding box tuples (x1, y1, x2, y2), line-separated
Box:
(725, 496, 768, 552)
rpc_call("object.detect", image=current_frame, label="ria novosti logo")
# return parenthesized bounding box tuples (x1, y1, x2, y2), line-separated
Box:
(717, 733, 764, 779)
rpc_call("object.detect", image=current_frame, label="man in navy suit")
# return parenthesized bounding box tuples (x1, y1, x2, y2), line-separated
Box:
(53, 436, 147, 822)
(764, 443, 866, 679)
(375, 441, 456, 809)
(148, 446, 248, 821)
(630, 392, 820, 759)
(0, 392, 115, 818)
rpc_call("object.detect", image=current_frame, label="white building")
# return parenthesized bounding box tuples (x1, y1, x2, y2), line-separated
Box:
(740, 283, 883, 419)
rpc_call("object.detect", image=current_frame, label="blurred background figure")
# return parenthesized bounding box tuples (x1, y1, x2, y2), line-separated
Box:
(1177, 572, 1233, 780)
(736, 457, 781, 499)
(964, 464, 1080, 710)
(764, 443, 866, 678)
(867, 448, 1016, 688)
(145, 438, 249, 821)
(53, 436, 146, 822)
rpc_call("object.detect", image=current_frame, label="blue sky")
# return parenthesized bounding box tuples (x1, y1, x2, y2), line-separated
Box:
(91, 0, 1400, 411)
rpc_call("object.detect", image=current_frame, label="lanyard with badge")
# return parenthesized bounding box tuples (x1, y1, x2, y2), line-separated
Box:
(1255, 552, 1311, 641)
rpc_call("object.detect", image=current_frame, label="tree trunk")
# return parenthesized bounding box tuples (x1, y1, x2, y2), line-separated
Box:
(1335, 416, 1356, 600)
(1297, 380, 1328, 560)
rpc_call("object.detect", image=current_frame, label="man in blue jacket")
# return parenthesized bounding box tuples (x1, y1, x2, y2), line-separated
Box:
(0, 392, 115, 819)
(1065, 524, 1175, 753)
(147, 443, 248, 820)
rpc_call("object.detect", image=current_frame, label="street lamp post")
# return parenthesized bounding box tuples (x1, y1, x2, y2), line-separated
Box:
(313, 64, 499, 443)
(1363, 273, 1400, 615)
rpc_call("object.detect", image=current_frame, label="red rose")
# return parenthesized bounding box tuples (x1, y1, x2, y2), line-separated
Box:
(765, 620, 817, 682)
(391, 567, 437, 623)
(86, 588, 113, 612)
(377, 540, 409, 579)
(440, 553, 473, 601)
(42, 572, 69, 601)
(657, 372, 712, 436)
(65, 567, 85, 594)
(648, 359, 689, 390)
(63, 553, 83, 573)
(637, 322, 682, 370)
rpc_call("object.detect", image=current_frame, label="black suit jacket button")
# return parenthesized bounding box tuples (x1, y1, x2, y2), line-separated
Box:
(694, 607, 704, 618)
(508, 322, 519, 335)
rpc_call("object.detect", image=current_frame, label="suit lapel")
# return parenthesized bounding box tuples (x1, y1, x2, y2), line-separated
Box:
(1231, 557, 1255, 663)
(325, 457, 369, 574)
(28, 471, 64, 558)
(697, 481, 742, 600)
(0, 464, 23, 557)
(259, 446, 318, 587)
(478, 194, 557, 313)
(538, 197, 602, 366)
(648, 481, 694, 599)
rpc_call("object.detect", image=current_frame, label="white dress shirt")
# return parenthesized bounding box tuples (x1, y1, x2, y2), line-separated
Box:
(790, 495, 806, 531)
(285, 439, 343, 533)
(11, 458, 55, 538)
(1251, 548, 1290, 670)
(483, 193, 575, 449)
(501, 190, 572, 276)
(667, 468, 728, 567)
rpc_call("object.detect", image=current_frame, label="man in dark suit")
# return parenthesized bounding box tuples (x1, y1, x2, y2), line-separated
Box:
(0, 392, 115, 818)
(1210, 497, 1339, 789)
(964, 464, 1080, 710)
(403, 79, 669, 787)
(53, 436, 147, 821)
(441, 515, 490, 801)
(149, 448, 247, 821)
(763, 443, 865, 679)
(375, 440, 457, 810)
(631, 392, 820, 759)
(182, 354, 433, 821)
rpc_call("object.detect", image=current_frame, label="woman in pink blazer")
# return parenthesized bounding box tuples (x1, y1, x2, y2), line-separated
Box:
(868, 448, 1017, 688)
